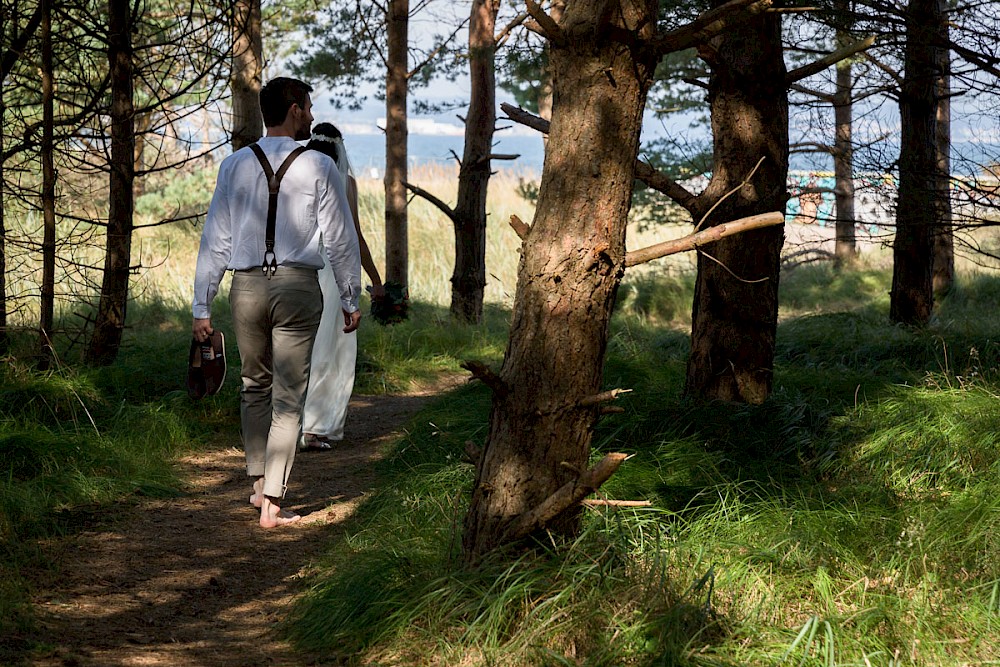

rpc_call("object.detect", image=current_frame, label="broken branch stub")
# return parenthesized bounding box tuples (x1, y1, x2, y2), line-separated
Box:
(460, 360, 508, 398)
(504, 452, 629, 541)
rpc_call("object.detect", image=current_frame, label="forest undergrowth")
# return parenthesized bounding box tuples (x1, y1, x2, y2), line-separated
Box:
(4, 169, 1000, 664)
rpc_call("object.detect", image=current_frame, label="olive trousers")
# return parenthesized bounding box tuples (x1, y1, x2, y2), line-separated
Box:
(229, 268, 322, 499)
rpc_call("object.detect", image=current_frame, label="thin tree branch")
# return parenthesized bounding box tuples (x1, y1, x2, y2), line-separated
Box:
(407, 16, 468, 79)
(582, 498, 652, 507)
(786, 35, 877, 85)
(500, 102, 698, 213)
(402, 181, 459, 223)
(495, 11, 529, 46)
(650, 0, 772, 56)
(790, 82, 835, 102)
(2, 2, 45, 80)
(862, 51, 903, 87)
(696, 155, 767, 231)
(524, 0, 565, 45)
(625, 212, 784, 267)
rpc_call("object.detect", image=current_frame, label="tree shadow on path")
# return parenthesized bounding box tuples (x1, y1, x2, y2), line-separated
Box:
(26, 383, 461, 667)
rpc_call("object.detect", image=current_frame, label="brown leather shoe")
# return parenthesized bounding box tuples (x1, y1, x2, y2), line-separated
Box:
(186, 330, 226, 399)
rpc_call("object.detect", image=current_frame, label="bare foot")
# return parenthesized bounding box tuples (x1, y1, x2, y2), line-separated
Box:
(249, 477, 264, 508)
(260, 496, 300, 529)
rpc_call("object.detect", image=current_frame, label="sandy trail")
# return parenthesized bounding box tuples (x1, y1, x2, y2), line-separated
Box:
(27, 384, 458, 667)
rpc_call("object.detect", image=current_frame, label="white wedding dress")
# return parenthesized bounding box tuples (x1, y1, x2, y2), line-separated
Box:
(301, 247, 357, 442)
(301, 134, 358, 444)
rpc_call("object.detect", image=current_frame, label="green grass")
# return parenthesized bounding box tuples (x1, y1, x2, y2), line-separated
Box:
(6, 167, 1000, 665)
(281, 267, 1000, 666)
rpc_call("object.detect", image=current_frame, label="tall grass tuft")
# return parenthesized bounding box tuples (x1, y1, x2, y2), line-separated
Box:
(285, 264, 1000, 665)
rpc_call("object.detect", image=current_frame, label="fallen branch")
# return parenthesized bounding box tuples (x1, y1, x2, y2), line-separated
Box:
(505, 453, 629, 540)
(461, 360, 508, 398)
(582, 499, 652, 508)
(625, 212, 784, 267)
(600, 406, 626, 415)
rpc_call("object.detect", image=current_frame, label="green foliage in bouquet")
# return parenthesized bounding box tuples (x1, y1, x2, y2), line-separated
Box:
(371, 281, 409, 325)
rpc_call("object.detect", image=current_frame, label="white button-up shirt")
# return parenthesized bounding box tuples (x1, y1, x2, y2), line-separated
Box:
(192, 136, 362, 319)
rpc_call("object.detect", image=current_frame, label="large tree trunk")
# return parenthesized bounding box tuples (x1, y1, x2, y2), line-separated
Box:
(384, 0, 409, 295)
(86, 0, 135, 365)
(890, 0, 941, 325)
(450, 0, 499, 324)
(0, 80, 7, 355)
(684, 6, 788, 404)
(462, 0, 657, 563)
(536, 0, 565, 149)
(39, 0, 55, 369)
(231, 0, 262, 150)
(833, 30, 857, 266)
(932, 42, 953, 297)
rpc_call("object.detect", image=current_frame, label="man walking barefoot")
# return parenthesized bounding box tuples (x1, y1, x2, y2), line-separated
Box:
(192, 77, 361, 528)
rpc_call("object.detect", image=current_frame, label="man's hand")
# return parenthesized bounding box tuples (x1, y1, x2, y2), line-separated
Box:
(193, 318, 213, 342)
(342, 309, 362, 333)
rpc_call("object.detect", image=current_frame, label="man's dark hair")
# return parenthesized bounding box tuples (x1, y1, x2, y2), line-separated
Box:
(259, 77, 313, 127)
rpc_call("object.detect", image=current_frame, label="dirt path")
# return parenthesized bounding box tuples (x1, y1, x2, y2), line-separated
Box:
(27, 381, 460, 667)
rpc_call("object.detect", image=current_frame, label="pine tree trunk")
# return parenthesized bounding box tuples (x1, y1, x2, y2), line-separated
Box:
(535, 1, 564, 149)
(833, 44, 857, 266)
(39, 0, 55, 369)
(384, 0, 409, 294)
(891, 0, 941, 325)
(932, 43, 953, 297)
(86, 0, 135, 365)
(684, 6, 788, 404)
(450, 0, 499, 324)
(231, 0, 262, 151)
(462, 0, 657, 563)
(0, 81, 7, 355)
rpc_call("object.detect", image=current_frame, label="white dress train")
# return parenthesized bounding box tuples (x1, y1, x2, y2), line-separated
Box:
(301, 249, 357, 441)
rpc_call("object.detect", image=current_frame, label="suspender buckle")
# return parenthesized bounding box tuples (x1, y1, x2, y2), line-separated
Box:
(262, 249, 277, 278)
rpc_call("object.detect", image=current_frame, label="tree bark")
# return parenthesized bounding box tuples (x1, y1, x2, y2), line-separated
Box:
(535, 0, 564, 148)
(450, 0, 499, 323)
(462, 0, 658, 562)
(0, 75, 7, 355)
(891, 0, 941, 325)
(39, 0, 55, 369)
(86, 0, 135, 365)
(932, 40, 953, 297)
(833, 22, 857, 266)
(684, 4, 788, 404)
(384, 0, 409, 294)
(231, 0, 262, 151)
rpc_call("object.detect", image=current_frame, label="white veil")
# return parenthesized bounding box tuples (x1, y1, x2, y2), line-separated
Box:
(309, 125, 354, 188)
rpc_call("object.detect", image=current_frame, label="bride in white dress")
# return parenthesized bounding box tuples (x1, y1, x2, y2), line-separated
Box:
(300, 123, 384, 450)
